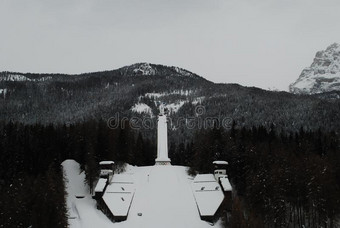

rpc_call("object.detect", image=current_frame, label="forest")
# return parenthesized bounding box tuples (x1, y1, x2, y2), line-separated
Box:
(0, 120, 155, 228)
(189, 123, 340, 227)
(1, 65, 340, 135)
(0, 119, 339, 227)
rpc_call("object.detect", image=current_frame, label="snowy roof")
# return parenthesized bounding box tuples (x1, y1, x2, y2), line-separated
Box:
(103, 175, 135, 217)
(220, 176, 232, 192)
(213, 161, 228, 165)
(95, 178, 107, 193)
(105, 184, 135, 193)
(193, 174, 216, 183)
(111, 174, 134, 184)
(99, 161, 114, 165)
(192, 181, 221, 192)
(103, 191, 135, 217)
(192, 174, 224, 217)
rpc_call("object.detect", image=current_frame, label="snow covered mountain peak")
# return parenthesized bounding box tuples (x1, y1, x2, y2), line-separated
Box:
(325, 42, 340, 52)
(118, 62, 157, 76)
(131, 62, 156, 75)
(289, 43, 340, 94)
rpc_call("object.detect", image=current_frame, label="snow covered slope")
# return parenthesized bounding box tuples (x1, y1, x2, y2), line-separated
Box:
(289, 43, 340, 94)
(119, 62, 199, 78)
(62, 160, 113, 228)
(63, 160, 222, 228)
(131, 103, 153, 115)
(0, 73, 52, 82)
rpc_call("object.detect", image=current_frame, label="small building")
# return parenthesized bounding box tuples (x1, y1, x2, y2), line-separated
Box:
(213, 160, 233, 213)
(94, 161, 136, 222)
(99, 161, 114, 181)
(213, 161, 228, 181)
(100, 174, 135, 222)
(192, 174, 225, 222)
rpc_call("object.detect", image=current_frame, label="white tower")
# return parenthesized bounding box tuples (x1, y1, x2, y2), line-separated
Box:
(155, 104, 171, 165)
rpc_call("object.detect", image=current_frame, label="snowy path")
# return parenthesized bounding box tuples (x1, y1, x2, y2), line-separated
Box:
(63, 160, 222, 228)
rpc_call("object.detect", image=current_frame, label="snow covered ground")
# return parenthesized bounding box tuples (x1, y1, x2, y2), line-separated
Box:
(62, 160, 223, 228)
(131, 103, 153, 116)
(0, 74, 52, 82)
(131, 90, 202, 116)
(143, 90, 193, 99)
(0, 88, 7, 98)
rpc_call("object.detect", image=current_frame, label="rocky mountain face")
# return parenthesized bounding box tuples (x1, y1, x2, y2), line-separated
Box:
(1, 63, 340, 138)
(290, 43, 340, 94)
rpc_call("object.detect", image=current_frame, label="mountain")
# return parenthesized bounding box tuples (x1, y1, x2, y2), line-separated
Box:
(1, 63, 340, 139)
(289, 43, 340, 94)
(118, 62, 200, 78)
(0, 63, 210, 123)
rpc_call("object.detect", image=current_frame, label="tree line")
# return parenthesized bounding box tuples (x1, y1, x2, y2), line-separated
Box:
(0, 120, 156, 228)
(189, 123, 340, 228)
(1, 119, 339, 227)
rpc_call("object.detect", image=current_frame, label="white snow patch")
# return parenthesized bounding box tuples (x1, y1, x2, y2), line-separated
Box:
(37, 76, 52, 81)
(131, 103, 153, 115)
(174, 89, 193, 96)
(133, 63, 156, 75)
(173, 67, 194, 77)
(0, 74, 52, 82)
(192, 96, 205, 105)
(164, 100, 186, 114)
(144, 90, 193, 99)
(131, 98, 187, 115)
(62, 160, 88, 198)
(62, 160, 91, 221)
(144, 92, 164, 99)
(138, 90, 194, 114)
(0, 74, 30, 81)
(0, 88, 7, 97)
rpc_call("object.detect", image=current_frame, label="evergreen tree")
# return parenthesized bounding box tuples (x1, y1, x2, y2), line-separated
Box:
(84, 142, 99, 194)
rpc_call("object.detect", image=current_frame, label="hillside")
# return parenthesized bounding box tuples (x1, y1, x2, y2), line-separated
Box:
(1, 63, 340, 139)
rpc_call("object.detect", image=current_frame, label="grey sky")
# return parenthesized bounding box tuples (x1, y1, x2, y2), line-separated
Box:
(1, 0, 340, 91)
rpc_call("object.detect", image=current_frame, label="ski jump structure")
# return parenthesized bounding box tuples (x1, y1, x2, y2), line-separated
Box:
(93, 105, 233, 222)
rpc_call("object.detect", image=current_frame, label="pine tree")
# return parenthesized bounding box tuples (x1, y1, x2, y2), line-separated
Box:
(135, 132, 145, 166)
(84, 142, 99, 194)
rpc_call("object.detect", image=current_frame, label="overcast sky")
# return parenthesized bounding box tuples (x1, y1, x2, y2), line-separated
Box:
(1, 0, 340, 91)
